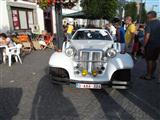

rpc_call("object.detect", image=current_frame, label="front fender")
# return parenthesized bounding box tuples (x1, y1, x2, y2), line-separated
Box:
(106, 53, 134, 80)
(49, 52, 74, 76)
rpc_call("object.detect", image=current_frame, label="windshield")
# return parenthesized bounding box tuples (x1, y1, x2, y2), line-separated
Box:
(72, 30, 112, 40)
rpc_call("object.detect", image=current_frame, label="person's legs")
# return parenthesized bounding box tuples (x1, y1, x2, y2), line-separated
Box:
(157, 54, 160, 83)
(143, 46, 160, 80)
(126, 42, 133, 54)
(66, 33, 72, 40)
(140, 46, 154, 80)
(146, 60, 156, 79)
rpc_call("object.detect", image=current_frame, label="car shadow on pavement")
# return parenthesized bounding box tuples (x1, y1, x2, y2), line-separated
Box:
(0, 87, 22, 120)
(119, 88, 160, 119)
(117, 58, 160, 120)
(91, 89, 135, 120)
(30, 75, 80, 120)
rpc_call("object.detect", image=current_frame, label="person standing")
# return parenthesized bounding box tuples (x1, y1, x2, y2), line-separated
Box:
(125, 16, 137, 53)
(140, 11, 160, 80)
(115, 21, 126, 52)
(66, 22, 74, 40)
(106, 22, 117, 41)
(109, 23, 117, 41)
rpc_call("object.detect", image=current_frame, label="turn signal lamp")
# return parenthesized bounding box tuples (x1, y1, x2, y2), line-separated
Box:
(92, 70, 97, 77)
(82, 69, 88, 76)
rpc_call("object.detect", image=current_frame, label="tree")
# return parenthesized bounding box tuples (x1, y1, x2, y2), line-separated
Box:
(124, 2, 146, 23)
(140, 3, 147, 23)
(80, 0, 118, 20)
(124, 2, 137, 21)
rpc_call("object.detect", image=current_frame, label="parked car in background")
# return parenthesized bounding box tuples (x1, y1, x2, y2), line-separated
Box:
(49, 29, 134, 89)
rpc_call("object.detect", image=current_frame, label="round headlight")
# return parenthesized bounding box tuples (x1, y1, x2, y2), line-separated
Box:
(65, 47, 75, 57)
(106, 48, 117, 58)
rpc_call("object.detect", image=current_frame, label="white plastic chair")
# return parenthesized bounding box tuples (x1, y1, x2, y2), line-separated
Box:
(3, 44, 22, 67)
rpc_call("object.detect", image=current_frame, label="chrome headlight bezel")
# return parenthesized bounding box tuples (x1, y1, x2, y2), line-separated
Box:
(65, 47, 76, 57)
(106, 48, 117, 58)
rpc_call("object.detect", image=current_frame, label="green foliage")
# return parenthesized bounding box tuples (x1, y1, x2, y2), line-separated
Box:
(124, 2, 137, 21)
(124, 2, 147, 23)
(140, 3, 147, 23)
(80, 0, 118, 20)
(38, 0, 50, 10)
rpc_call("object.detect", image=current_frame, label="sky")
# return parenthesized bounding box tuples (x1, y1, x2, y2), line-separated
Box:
(145, 0, 159, 12)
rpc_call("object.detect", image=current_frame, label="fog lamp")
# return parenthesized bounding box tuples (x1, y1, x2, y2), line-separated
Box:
(82, 69, 88, 76)
(92, 70, 97, 77)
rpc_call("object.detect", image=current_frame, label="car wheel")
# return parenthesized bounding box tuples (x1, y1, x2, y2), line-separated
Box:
(111, 69, 131, 89)
(49, 67, 69, 85)
(49, 67, 69, 78)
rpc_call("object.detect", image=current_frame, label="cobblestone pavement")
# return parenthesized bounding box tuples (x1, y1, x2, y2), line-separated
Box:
(0, 49, 160, 120)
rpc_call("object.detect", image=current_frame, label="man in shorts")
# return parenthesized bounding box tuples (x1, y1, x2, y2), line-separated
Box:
(140, 11, 160, 80)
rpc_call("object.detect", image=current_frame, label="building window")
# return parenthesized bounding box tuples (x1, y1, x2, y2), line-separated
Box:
(28, 11, 34, 28)
(12, 10, 20, 30)
(11, 8, 34, 30)
(19, 10, 28, 29)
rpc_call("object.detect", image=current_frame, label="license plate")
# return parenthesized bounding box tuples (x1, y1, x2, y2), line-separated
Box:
(76, 83, 101, 89)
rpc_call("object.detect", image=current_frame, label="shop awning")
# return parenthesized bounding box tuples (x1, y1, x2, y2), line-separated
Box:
(63, 11, 86, 19)
(63, 11, 108, 19)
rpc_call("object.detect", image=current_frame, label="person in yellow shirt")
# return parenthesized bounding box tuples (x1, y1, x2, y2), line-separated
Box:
(125, 16, 137, 52)
(66, 22, 74, 40)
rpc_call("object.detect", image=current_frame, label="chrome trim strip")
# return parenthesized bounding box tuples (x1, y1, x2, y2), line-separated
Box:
(78, 48, 104, 53)
(112, 81, 129, 85)
(112, 86, 129, 89)
(75, 60, 103, 62)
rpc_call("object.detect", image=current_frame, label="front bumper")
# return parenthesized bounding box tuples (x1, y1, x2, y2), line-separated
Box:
(49, 75, 130, 89)
(49, 66, 131, 89)
(49, 74, 110, 85)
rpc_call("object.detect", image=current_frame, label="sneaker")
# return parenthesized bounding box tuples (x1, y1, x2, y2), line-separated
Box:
(139, 75, 152, 80)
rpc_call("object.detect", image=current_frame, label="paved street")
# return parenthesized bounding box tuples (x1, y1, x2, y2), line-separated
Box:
(0, 49, 160, 120)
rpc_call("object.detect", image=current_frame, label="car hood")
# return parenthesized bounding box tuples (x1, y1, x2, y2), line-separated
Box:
(70, 40, 114, 51)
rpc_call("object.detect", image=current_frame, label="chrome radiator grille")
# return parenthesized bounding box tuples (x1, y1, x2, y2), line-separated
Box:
(80, 51, 89, 69)
(78, 50, 103, 73)
(92, 52, 101, 71)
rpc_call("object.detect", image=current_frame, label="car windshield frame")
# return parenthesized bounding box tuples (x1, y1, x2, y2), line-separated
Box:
(72, 30, 112, 41)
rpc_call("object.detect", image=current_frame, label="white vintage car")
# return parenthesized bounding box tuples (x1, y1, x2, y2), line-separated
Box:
(49, 29, 134, 89)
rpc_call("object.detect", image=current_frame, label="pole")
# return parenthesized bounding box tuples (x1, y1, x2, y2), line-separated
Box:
(55, 2, 63, 49)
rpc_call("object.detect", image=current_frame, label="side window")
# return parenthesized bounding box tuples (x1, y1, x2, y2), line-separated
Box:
(73, 31, 85, 40)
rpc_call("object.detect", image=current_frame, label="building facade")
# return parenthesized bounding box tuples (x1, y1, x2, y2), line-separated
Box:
(0, 0, 45, 33)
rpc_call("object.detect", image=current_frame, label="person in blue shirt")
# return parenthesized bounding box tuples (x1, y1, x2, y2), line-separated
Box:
(115, 21, 126, 52)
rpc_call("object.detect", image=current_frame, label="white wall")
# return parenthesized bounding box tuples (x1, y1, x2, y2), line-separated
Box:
(52, 6, 56, 34)
(36, 5, 45, 34)
(0, 0, 10, 32)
